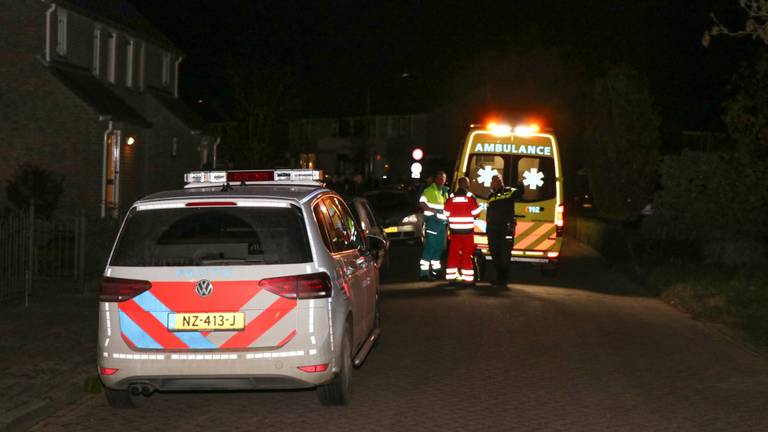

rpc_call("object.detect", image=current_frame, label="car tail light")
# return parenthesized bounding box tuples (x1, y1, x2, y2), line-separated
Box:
(259, 272, 332, 299)
(297, 363, 329, 373)
(100, 367, 119, 376)
(100, 277, 151, 302)
(555, 204, 564, 236)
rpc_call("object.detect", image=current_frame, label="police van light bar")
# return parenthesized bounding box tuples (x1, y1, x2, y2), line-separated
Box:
(184, 169, 323, 185)
(184, 171, 227, 183)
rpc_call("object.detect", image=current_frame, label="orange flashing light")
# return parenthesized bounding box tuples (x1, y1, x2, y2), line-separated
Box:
(514, 124, 540, 136)
(487, 122, 512, 136)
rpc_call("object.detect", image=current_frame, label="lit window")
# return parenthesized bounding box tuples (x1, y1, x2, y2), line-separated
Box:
(107, 33, 116, 84)
(56, 9, 67, 56)
(125, 40, 134, 88)
(92, 27, 101, 76)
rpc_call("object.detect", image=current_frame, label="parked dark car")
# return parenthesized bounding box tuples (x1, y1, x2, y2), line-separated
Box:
(363, 189, 424, 245)
(347, 196, 389, 268)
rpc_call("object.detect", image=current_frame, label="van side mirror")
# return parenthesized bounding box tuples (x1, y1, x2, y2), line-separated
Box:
(366, 235, 387, 252)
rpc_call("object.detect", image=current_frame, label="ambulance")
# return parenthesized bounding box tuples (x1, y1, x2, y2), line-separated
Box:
(452, 122, 564, 275)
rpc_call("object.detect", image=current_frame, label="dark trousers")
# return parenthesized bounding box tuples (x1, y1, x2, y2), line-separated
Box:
(488, 228, 512, 285)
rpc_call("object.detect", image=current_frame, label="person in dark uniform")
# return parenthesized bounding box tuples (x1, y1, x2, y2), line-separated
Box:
(485, 174, 521, 288)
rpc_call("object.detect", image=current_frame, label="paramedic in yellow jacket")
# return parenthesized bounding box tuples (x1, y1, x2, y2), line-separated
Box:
(418, 170, 449, 279)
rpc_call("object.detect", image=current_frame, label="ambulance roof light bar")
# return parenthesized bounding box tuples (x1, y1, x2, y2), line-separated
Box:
(481, 122, 541, 137)
(514, 124, 540, 136)
(184, 169, 324, 187)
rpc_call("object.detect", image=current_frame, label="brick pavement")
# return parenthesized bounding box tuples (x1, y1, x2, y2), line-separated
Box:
(0, 285, 97, 432)
(4, 241, 768, 431)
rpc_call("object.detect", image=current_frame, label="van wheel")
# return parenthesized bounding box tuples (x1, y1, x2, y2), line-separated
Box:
(318, 326, 352, 406)
(104, 387, 148, 409)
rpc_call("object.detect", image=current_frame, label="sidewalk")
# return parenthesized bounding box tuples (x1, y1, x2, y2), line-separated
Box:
(0, 283, 98, 432)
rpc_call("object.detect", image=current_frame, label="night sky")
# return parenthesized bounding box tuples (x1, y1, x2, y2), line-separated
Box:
(128, 0, 759, 136)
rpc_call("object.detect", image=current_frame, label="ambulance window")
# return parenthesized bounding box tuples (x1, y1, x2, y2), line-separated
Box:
(466, 154, 556, 202)
(110, 206, 311, 266)
(515, 157, 556, 203)
(467, 154, 505, 197)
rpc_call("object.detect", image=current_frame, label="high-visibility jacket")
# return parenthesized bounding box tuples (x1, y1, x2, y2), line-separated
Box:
(444, 193, 481, 234)
(419, 183, 448, 221)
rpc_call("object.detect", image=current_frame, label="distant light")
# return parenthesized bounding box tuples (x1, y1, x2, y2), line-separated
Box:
(411, 148, 424, 161)
(401, 72, 410, 78)
(197, 99, 204, 104)
(411, 162, 422, 179)
(126, 136, 136, 146)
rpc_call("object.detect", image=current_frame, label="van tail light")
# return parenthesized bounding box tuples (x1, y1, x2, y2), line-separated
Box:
(259, 272, 332, 299)
(100, 277, 152, 302)
(100, 367, 119, 376)
(555, 204, 564, 237)
(297, 363, 329, 373)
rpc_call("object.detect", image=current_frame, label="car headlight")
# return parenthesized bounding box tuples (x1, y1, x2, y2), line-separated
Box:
(401, 214, 418, 224)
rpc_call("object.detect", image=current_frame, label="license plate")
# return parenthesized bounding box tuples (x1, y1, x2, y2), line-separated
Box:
(169, 312, 246, 331)
(384, 226, 398, 233)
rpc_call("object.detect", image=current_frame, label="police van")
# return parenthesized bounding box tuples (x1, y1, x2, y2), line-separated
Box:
(97, 169, 383, 408)
(452, 122, 564, 275)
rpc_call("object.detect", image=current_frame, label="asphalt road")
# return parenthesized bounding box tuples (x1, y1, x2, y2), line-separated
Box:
(29, 239, 768, 431)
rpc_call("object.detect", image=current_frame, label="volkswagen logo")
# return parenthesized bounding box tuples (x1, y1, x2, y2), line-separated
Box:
(195, 279, 213, 297)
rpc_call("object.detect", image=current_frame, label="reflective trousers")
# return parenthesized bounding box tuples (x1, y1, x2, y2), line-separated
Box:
(445, 233, 475, 283)
(420, 216, 446, 277)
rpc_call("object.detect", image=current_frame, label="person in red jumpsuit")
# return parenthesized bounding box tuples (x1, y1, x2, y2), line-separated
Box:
(444, 177, 482, 286)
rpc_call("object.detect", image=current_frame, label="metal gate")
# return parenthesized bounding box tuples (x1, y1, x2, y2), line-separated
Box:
(0, 206, 85, 305)
(0, 209, 31, 304)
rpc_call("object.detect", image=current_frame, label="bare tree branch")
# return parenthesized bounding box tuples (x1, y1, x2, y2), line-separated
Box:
(705, 0, 768, 46)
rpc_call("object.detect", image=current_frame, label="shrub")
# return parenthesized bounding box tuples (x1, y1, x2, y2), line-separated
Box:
(5, 163, 64, 219)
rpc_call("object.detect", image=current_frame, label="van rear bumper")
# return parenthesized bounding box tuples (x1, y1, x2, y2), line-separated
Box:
(104, 374, 319, 392)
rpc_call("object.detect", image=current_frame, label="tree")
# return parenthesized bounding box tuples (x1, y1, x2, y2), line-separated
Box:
(583, 66, 661, 222)
(704, 0, 768, 46)
(227, 62, 292, 167)
(5, 163, 64, 218)
(723, 53, 768, 160)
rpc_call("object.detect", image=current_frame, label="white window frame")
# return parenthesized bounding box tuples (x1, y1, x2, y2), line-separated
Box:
(107, 32, 116, 84)
(56, 9, 67, 56)
(162, 52, 171, 87)
(92, 27, 101, 76)
(125, 39, 134, 88)
(138, 42, 146, 91)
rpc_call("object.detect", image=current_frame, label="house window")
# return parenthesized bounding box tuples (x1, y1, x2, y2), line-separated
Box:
(107, 32, 116, 84)
(125, 40, 134, 88)
(92, 27, 101, 76)
(162, 53, 171, 87)
(56, 9, 67, 56)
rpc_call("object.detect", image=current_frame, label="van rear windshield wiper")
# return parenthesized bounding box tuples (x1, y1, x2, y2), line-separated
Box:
(198, 258, 266, 265)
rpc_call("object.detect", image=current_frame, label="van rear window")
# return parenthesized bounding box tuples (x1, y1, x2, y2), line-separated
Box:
(110, 205, 311, 266)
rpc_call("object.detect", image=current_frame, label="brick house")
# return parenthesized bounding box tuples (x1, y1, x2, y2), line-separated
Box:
(0, 0, 213, 218)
